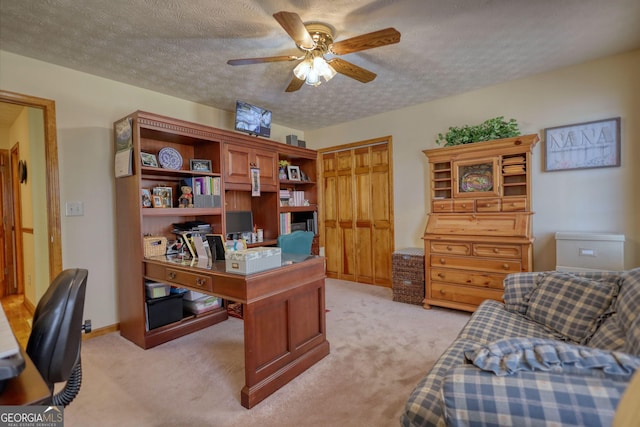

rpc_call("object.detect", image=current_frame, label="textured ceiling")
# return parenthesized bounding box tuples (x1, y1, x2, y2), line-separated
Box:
(1, 0, 639, 131)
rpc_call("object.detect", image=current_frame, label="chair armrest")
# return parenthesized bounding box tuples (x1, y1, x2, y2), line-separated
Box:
(442, 365, 629, 427)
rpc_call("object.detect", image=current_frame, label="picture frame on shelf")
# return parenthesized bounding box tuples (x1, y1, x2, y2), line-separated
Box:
(287, 165, 301, 181)
(250, 167, 260, 196)
(151, 195, 164, 208)
(141, 152, 158, 167)
(153, 186, 173, 208)
(206, 234, 226, 260)
(190, 159, 212, 172)
(141, 188, 152, 208)
(544, 117, 621, 171)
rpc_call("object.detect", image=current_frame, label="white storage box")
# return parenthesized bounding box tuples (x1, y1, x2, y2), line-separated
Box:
(225, 247, 282, 274)
(183, 296, 221, 314)
(182, 290, 208, 301)
(555, 232, 625, 272)
(145, 282, 170, 299)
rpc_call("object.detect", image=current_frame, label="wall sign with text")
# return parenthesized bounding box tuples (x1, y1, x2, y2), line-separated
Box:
(544, 117, 621, 171)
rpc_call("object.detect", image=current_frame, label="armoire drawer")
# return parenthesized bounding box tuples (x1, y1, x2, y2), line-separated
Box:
(476, 198, 501, 212)
(432, 199, 453, 213)
(430, 241, 471, 256)
(473, 243, 521, 258)
(430, 268, 505, 290)
(453, 200, 474, 212)
(429, 282, 503, 306)
(431, 255, 522, 273)
(502, 197, 527, 212)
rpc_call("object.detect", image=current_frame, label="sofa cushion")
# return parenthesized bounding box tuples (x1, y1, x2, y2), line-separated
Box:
(458, 300, 558, 344)
(524, 272, 619, 343)
(464, 337, 640, 380)
(503, 272, 538, 314)
(617, 268, 640, 334)
(588, 315, 626, 352)
(589, 267, 640, 353)
(624, 316, 640, 356)
(442, 365, 629, 427)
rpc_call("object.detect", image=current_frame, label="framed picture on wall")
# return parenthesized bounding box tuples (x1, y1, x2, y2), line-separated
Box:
(544, 117, 621, 171)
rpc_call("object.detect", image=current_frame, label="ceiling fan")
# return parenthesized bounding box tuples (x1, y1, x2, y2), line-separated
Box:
(227, 11, 401, 92)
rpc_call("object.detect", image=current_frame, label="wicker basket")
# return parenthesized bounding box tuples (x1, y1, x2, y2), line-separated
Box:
(392, 248, 425, 305)
(143, 236, 167, 258)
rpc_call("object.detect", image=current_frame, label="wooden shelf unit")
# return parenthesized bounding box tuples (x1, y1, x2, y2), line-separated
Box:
(422, 134, 539, 312)
(114, 111, 320, 348)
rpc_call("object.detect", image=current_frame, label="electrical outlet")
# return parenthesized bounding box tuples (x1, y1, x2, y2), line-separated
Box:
(65, 201, 84, 216)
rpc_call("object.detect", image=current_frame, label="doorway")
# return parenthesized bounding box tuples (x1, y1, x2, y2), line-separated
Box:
(319, 137, 394, 286)
(0, 90, 62, 314)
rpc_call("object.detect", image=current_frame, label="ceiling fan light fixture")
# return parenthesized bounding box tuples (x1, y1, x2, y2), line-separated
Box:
(314, 56, 337, 82)
(293, 57, 312, 80)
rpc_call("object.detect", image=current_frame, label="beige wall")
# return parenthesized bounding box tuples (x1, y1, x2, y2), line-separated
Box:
(307, 50, 640, 272)
(1, 49, 638, 330)
(0, 50, 304, 329)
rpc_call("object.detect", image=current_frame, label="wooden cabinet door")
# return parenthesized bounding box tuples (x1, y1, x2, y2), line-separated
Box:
(224, 143, 251, 184)
(253, 148, 278, 190)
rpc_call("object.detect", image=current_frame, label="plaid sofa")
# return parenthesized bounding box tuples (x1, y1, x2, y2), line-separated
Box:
(401, 267, 640, 427)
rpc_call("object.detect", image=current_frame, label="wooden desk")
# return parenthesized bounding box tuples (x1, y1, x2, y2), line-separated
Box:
(0, 349, 50, 405)
(144, 254, 330, 408)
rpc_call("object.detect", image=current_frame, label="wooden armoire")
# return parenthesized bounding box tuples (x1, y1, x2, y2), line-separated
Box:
(422, 134, 539, 312)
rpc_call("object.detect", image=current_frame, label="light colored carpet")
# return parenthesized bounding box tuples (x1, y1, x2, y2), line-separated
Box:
(64, 279, 470, 427)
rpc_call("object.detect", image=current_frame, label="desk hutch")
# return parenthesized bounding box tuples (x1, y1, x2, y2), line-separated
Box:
(422, 134, 539, 312)
(114, 111, 320, 350)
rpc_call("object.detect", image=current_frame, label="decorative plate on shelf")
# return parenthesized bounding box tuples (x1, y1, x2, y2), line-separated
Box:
(158, 147, 183, 170)
(460, 172, 493, 192)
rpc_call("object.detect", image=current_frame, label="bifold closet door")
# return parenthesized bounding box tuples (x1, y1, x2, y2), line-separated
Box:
(321, 139, 393, 286)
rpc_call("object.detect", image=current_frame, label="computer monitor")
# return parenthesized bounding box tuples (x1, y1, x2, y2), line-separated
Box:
(225, 210, 254, 238)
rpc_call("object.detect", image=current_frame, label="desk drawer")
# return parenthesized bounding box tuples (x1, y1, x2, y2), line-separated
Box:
(145, 263, 212, 292)
(431, 255, 521, 273)
(165, 268, 212, 292)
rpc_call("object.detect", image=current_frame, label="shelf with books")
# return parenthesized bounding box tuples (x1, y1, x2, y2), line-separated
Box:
(142, 207, 223, 216)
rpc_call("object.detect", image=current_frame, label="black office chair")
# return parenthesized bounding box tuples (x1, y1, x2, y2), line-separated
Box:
(26, 268, 90, 407)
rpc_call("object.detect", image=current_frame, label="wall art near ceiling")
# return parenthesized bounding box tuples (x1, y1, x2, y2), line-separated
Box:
(544, 117, 620, 171)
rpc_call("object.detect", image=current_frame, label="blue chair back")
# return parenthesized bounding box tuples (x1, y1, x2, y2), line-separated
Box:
(277, 231, 314, 254)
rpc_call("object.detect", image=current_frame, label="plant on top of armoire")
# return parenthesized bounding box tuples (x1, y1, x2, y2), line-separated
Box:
(436, 116, 520, 146)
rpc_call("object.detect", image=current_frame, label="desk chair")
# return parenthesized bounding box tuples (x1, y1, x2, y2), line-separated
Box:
(26, 269, 90, 407)
(277, 230, 314, 254)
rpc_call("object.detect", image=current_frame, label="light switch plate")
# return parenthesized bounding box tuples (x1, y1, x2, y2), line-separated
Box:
(65, 201, 84, 216)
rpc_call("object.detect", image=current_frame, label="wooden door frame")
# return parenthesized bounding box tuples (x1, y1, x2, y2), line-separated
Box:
(9, 146, 24, 295)
(318, 136, 394, 284)
(0, 90, 63, 288)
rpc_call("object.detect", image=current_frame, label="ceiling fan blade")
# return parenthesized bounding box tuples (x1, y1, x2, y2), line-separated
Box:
(227, 55, 299, 66)
(330, 28, 401, 55)
(273, 11, 315, 49)
(285, 76, 305, 92)
(328, 58, 376, 83)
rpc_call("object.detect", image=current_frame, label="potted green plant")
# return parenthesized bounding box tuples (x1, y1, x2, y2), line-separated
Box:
(435, 116, 520, 146)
